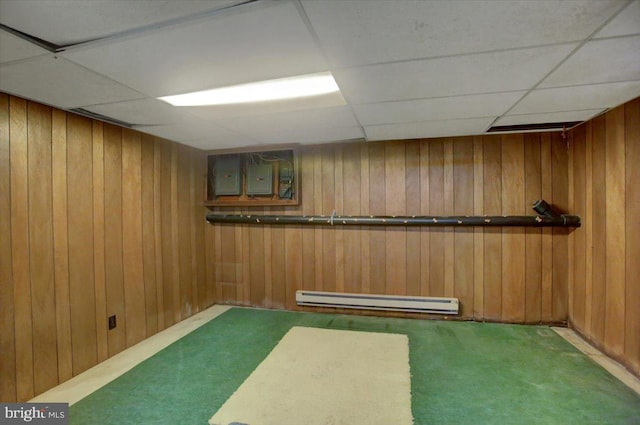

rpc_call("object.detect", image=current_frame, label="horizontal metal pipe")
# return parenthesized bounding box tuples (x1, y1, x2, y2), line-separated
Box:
(206, 213, 581, 227)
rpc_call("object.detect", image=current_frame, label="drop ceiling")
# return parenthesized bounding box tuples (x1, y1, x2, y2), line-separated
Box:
(1, 0, 639, 150)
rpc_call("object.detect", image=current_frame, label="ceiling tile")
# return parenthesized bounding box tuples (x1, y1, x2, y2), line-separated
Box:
(252, 126, 365, 146)
(509, 81, 640, 115)
(0, 29, 49, 64)
(354, 92, 525, 125)
(216, 106, 359, 135)
(540, 35, 640, 88)
(133, 119, 257, 149)
(303, 0, 623, 67)
(83, 98, 191, 126)
(364, 117, 494, 141)
(63, 1, 327, 97)
(334, 44, 576, 104)
(0, 56, 144, 108)
(0, 0, 243, 45)
(595, 0, 640, 38)
(495, 109, 605, 126)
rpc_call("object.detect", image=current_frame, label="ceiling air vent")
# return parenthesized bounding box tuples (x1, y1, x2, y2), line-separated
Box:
(487, 121, 582, 133)
(69, 108, 134, 128)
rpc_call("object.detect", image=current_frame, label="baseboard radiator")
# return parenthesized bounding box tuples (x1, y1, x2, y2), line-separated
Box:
(295, 290, 459, 315)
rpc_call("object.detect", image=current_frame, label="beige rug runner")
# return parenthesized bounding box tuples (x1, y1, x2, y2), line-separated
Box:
(209, 326, 413, 425)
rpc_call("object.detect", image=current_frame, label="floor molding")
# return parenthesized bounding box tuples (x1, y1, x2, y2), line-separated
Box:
(30, 305, 232, 405)
(553, 326, 640, 396)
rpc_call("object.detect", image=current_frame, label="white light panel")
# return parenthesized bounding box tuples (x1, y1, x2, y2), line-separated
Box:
(181, 91, 347, 121)
(159, 72, 339, 106)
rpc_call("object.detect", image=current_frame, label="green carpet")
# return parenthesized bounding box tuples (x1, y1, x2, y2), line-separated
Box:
(70, 308, 640, 424)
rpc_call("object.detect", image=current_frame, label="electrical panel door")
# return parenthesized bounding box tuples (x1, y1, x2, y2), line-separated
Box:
(214, 155, 241, 195)
(246, 164, 273, 195)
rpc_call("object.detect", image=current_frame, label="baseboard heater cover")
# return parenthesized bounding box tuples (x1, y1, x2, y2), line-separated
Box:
(295, 290, 459, 315)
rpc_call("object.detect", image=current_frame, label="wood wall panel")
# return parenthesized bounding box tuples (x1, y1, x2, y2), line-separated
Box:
(369, 143, 386, 296)
(52, 110, 72, 380)
(603, 106, 625, 358)
(153, 142, 166, 328)
(0, 93, 16, 402)
(443, 140, 455, 298)
(334, 146, 345, 296)
(483, 137, 502, 321)
(551, 133, 569, 321)
(624, 99, 640, 375)
(92, 121, 108, 364)
(104, 124, 126, 356)
(540, 135, 554, 322)
(571, 126, 587, 331)
(6, 92, 637, 399)
(385, 142, 406, 296)
(405, 142, 421, 297)
(122, 129, 146, 347)
(1, 94, 210, 401)
(10, 96, 34, 401)
(343, 144, 362, 294)
(428, 140, 445, 297)
(300, 147, 316, 296)
(590, 116, 607, 343)
(67, 114, 98, 375)
(569, 98, 640, 378)
(177, 145, 194, 317)
(207, 134, 571, 325)
(159, 140, 176, 327)
(27, 102, 58, 394)
(524, 134, 542, 323)
(141, 135, 158, 336)
(501, 134, 525, 322)
(472, 137, 484, 318)
(453, 138, 474, 316)
(194, 152, 208, 312)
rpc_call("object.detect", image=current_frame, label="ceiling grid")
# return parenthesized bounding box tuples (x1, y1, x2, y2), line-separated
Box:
(0, 0, 638, 148)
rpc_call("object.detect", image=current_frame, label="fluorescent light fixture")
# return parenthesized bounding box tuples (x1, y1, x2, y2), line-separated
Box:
(159, 72, 340, 106)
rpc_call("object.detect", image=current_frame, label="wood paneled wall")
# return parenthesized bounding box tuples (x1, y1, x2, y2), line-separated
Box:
(569, 98, 640, 377)
(207, 134, 571, 324)
(4, 92, 635, 401)
(0, 94, 210, 402)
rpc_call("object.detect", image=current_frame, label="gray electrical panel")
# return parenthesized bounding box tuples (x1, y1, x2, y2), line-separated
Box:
(214, 155, 241, 195)
(246, 164, 273, 195)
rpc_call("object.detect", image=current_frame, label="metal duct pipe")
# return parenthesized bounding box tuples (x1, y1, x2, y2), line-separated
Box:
(532, 199, 561, 218)
(206, 212, 581, 227)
